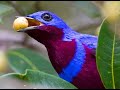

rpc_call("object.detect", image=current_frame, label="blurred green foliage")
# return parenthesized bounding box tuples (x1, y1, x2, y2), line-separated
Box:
(1, 69, 77, 89)
(7, 48, 58, 76)
(0, 4, 13, 16)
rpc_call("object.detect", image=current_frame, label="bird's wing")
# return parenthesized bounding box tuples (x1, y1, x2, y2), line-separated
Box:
(79, 34, 98, 55)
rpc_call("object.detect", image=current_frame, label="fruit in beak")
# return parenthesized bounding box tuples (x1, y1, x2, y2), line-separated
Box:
(13, 16, 43, 32)
(13, 17, 29, 31)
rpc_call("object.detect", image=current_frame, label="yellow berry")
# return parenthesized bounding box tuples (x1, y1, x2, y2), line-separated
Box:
(13, 17, 29, 31)
(0, 51, 8, 73)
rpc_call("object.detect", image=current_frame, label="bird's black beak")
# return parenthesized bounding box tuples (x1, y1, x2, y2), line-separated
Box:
(13, 16, 44, 32)
(17, 26, 39, 32)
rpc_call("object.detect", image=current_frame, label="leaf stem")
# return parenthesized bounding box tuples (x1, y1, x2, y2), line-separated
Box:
(111, 24, 116, 89)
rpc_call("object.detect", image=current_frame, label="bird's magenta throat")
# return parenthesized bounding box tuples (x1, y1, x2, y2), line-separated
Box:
(26, 26, 77, 73)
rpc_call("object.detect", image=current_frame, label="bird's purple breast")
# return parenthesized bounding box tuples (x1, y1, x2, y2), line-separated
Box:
(46, 39, 76, 74)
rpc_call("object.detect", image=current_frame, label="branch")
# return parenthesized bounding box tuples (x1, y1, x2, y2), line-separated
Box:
(0, 39, 40, 52)
(34, 1, 41, 12)
(91, 1, 104, 10)
(7, 1, 25, 15)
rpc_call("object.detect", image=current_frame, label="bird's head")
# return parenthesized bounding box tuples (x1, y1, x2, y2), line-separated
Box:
(13, 11, 72, 44)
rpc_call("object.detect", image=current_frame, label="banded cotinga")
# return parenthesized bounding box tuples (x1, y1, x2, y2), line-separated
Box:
(13, 11, 104, 89)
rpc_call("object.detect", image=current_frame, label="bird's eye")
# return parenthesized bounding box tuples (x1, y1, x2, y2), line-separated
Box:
(41, 13, 53, 22)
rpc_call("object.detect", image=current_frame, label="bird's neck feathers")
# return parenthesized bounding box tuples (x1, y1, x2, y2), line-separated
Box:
(46, 38, 76, 73)
(42, 27, 78, 74)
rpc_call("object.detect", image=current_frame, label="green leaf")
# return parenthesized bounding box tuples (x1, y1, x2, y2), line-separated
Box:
(7, 48, 58, 76)
(97, 17, 120, 89)
(0, 4, 14, 17)
(0, 69, 77, 89)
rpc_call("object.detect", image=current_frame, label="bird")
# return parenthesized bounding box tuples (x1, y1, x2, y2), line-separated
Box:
(13, 11, 105, 89)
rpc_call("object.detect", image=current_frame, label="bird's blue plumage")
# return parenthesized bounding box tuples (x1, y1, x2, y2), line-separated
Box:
(20, 11, 104, 89)
(59, 28, 97, 82)
(27, 11, 69, 29)
(27, 10, 98, 50)
(59, 39, 86, 82)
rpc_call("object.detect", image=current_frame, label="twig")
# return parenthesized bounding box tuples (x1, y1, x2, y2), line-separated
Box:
(34, 1, 41, 12)
(91, 1, 104, 10)
(7, 1, 25, 16)
(0, 39, 40, 52)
